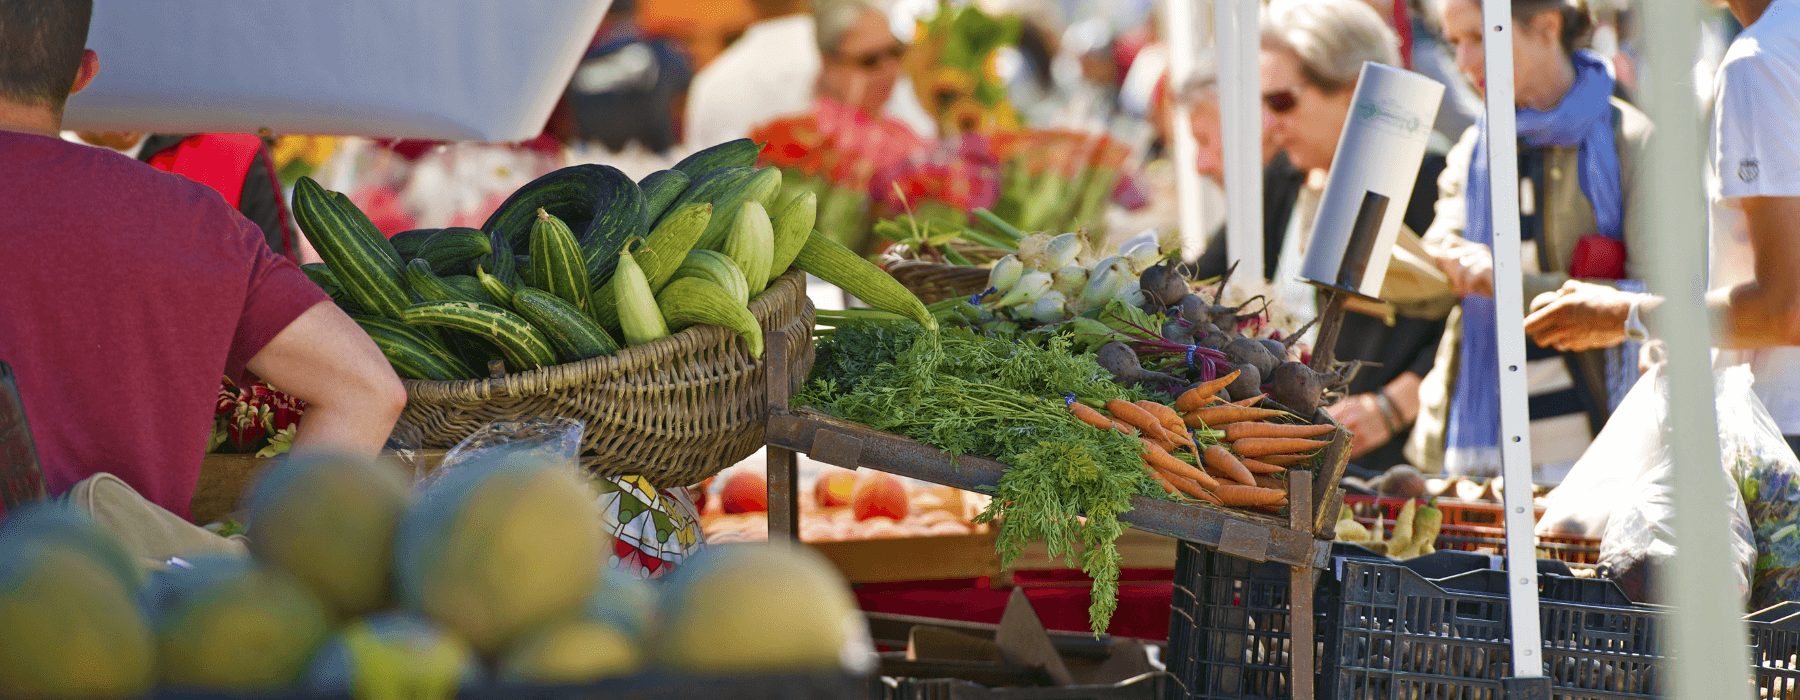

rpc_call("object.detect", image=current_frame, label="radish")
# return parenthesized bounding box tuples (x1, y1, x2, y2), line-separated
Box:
(1139, 263, 1188, 309)
(1225, 363, 1263, 401)
(1094, 342, 1187, 389)
(1224, 337, 1281, 377)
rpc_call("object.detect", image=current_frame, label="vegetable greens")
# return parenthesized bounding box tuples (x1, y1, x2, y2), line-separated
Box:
(797, 320, 1163, 633)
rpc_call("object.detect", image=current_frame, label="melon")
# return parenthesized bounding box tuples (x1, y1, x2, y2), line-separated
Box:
(850, 472, 908, 521)
(305, 612, 481, 693)
(499, 618, 641, 683)
(587, 565, 658, 641)
(139, 555, 332, 691)
(652, 543, 874, 674)
(244, 452, 412, 617)
(0, 502, 143, 591)
(0, 535, 155, 699)
(394, 454, 605, 654)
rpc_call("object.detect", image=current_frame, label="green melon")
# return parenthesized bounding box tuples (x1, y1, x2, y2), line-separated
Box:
(140, 555, 333, 691)
(651, 543, 874, 674)
(244, 452, 412, 617)
(305, 612, 482, 694)
(0, 502, 144, 592)
(394, 455, 606, 654)
(0, 541, 155, 699)
(587, 565, 658, 641)
(499, 617, 641, 683)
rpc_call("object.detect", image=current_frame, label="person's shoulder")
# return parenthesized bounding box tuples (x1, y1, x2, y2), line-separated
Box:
(1722, 3, 1800, 77)
(8, 132, 227, 209)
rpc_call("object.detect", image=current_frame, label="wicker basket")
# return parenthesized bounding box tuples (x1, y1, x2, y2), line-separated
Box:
(398, 269, 817, 488)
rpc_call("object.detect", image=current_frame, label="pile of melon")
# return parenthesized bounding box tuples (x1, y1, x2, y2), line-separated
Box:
(0, 452, 873, 698)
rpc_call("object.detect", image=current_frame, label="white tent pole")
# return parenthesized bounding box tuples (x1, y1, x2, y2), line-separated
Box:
(1166, 0, 1209, 262)
(1636, 1, 1754, 697)
(1216, 0, 1262, 287)
(1479, 0, 1546, 681)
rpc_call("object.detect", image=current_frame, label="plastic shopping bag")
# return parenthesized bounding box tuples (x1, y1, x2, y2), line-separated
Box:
(1715, 366, 1800, 609)
(1596, 444, 1756, 605)
(1537, 364, 1669, 538)
(423, 417, 585, 490)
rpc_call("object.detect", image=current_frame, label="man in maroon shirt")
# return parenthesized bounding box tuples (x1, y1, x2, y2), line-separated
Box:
(0, 1, 406, 518)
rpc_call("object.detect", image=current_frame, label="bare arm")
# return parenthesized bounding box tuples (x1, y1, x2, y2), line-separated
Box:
(1710, 196, 1800, 349)
(247, 301, 406, 454)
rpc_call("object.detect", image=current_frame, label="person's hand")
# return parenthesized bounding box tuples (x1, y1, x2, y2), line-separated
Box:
(1639, 339, 1666, 373)
(1523, 280, 1640, 352)
(1428, 239, 1495, 298)
(1326, 393, 1391, 460)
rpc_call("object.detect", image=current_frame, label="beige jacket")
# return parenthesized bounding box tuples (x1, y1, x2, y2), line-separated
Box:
(1406, 98, 1654, 473)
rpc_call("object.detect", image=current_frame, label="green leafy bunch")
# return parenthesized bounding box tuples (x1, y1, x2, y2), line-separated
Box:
(797, 320, 1164, 633)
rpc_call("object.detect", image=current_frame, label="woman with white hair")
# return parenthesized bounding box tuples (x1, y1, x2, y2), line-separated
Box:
(1187, 0, 1457, 476)
(814, 0, 908, 120)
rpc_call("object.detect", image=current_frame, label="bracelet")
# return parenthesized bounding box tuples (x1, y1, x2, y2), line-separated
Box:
(1625, 296, 1650, 342)
(1372, 392, 1406, 435)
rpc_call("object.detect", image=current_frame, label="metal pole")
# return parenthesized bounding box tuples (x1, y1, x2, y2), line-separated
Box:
(1636, 2, 1754, 697)
(1166, 0, 1209, 262)
(1477, 0, 1547, 687)
(1216, 0, 1262, 288)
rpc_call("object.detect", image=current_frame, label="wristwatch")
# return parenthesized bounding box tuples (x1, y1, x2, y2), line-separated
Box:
(1625, 296, 1650, 343)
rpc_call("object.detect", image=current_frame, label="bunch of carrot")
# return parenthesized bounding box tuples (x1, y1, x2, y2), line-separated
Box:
(1064, 373, 1330, 510)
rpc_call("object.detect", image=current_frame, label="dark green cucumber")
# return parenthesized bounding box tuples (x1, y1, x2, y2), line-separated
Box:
(327, 191, 402, 268)
(443, 275, 493, 304)
(637, 169, 691, 231)
(528, 210, 591, 314)
(352, 315, 476, 381)
(401, 301, 558, 372)
(487, 230, 521, 288)
(475, 267, 517, 311)
(693, 166, 783, 252)
(516, 255, 536, 288)
(482, 164, 641, 255)
(672, 139, 761, 180)
(402, 259, 483, 303)
(390, 229, 440, 261)
(512, 287, 620, 362)
(416, 227, 491, 275)
(300, 263, 340, 295)
(293, 177, 410, 321)
(658, 165, 753, 229)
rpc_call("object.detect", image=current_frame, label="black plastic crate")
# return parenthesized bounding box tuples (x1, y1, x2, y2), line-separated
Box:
(1748, 601, 1800, 700)
(1166, 543, 1651, 700)
(1331, 558, 1662, 700)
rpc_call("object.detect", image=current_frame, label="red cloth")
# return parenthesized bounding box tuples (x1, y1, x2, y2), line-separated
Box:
(0, 131, 329, 518)
(854, 569, 1177, 642)
(145, 134, 261, 209)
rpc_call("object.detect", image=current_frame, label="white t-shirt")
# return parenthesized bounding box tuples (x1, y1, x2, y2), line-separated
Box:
(1709, 0, 1800, 433)
(683, 15, 937, 151)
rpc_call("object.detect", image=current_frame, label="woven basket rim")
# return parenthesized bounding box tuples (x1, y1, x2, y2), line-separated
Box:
(400, 268, 809, 403)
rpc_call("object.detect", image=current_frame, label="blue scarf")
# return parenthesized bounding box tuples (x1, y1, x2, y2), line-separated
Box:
(1445, 51, 1622, 473)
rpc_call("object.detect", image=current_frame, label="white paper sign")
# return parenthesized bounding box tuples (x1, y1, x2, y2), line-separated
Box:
(1300, 63, 1445, 299)
(62, 0, 610, 142)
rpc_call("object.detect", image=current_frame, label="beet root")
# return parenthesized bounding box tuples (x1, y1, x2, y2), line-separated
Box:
(1162, 320, 1198, 346)
(1269, 361, 1329, 415)
(1224, 337, 1281, 377)
(1140, 263, 1189, 309)
(1095, 341, 1188, 389)
(1224, 363, 1263, 401)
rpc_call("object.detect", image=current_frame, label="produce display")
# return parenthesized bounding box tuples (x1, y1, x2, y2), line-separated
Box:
(295, 138, 935, 382)
(701, 470, 989, 544)
(0, 452, 873, 697)
(1331, 499, 1443, 559)
(796, 236, 1344, 632)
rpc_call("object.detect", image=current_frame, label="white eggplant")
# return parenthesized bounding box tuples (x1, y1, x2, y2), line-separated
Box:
(1019, 291, 1068, 323)
(1050, 264, 1088, 297)
(1123, 240, 1162, 274)
(990, 271, 1053, 309)
(987, 255, 1024, 295)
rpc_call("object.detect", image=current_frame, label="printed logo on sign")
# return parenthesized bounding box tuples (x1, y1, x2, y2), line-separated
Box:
(1354, 99, 1423, 137)
(1741, 159, 1760, 183)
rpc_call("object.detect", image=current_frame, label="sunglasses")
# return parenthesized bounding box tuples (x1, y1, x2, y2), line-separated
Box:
(1263, 89, 1299, 114)
(836, 44, 906, 70)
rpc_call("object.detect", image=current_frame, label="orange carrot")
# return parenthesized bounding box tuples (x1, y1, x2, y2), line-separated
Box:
(1110, 419, 1140, 436)
(1232, 437, 1332, 458)
(1233, 394, 1267, 407)
(1222, 422, 1337, 441)
(1137, 401, 1197, 450)
(1255, 454, 1311, 467)
(1213, 484, 1289, 507)
(1068, 401, 1114, 431)
(1109, 399, 1171, 442)
(1143, 464, 1181, 495)
(1253, 473, 1288, 491)
(1185, 405, 1288, 428)
(1190, 486, 1225, 505)
(1150, 437, 1176, 453)
(1240, 457, 1287, 474)
(1202, 445, 1257, 486)
(1144, 440, 1221, 490)
(1176, 370, 1241, 412)
(1159, 471, 1215, 500)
